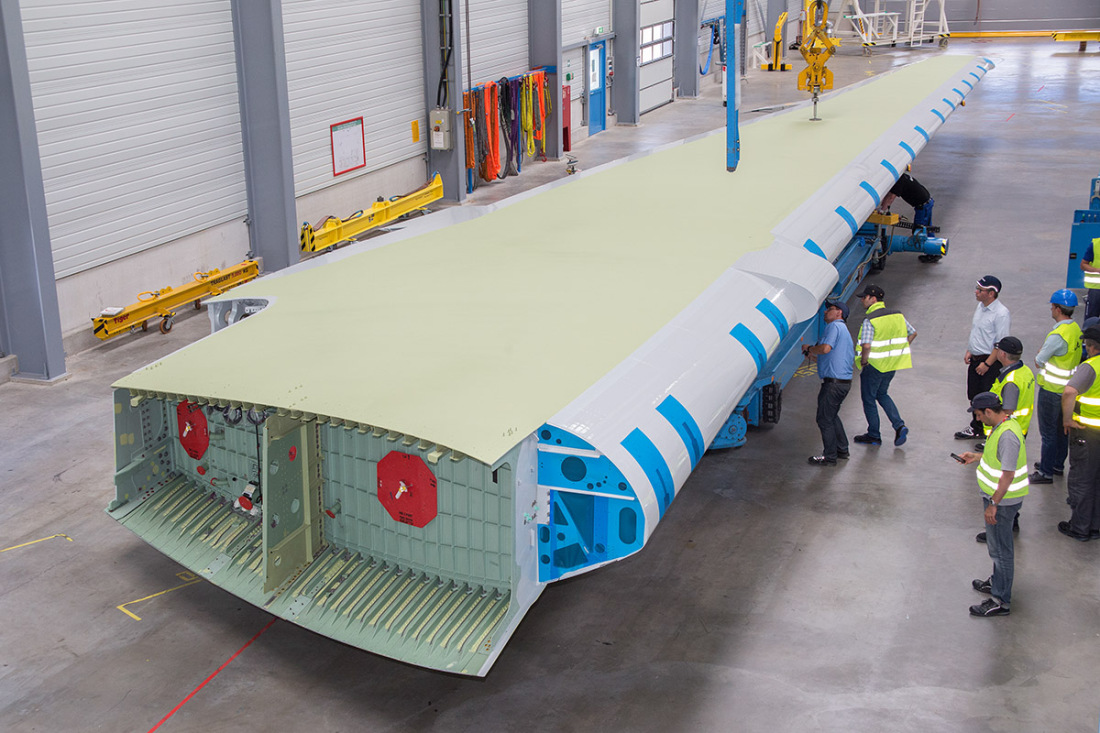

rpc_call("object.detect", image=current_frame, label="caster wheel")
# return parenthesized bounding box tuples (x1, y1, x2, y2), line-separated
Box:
(141, 320, 148, 332)
(194, 299, 202, 310)
(159, 317, 173, 334)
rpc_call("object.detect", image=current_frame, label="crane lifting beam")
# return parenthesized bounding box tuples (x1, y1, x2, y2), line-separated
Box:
(91, 259, 261, 339)
(300, 174, 444, 254)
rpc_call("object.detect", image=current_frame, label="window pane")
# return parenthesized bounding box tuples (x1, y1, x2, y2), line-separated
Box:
(642, 27, 653, 44)
(641, 46, 653, 63)
(663, 40, 674, 57)
(663, 22, 674, 39)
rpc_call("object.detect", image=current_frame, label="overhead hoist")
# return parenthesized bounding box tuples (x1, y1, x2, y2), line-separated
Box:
(797, 0, 840, 120)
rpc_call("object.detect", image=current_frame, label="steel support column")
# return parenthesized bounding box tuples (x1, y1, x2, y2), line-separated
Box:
(674, 0, 700, 98)
(529, 0, 563, 159)
(0, 0, 66, 381)
(611, 0, 639, 124)
(422, 0, 468, 201)
(230, 0, 297, 273)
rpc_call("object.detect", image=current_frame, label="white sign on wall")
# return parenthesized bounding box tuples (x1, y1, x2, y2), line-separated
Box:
(331, 117, 366, 176)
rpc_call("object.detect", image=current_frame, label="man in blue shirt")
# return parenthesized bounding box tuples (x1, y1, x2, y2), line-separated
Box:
(804, 300, 855, 466)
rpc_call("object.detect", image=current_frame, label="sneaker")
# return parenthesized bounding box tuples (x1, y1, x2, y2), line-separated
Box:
(974, 442, 985, 451)
(972, 577, 992, 594)
(955, 427, 978, 440)
(1033, 462, 1064, 476)
(836, 449, 850, 459)
(1091, 530, 1100, 540)
(969, 598, 1010, 617)
(1029, 471, 1054, 484)
(808, 455, 837, 466)
(894, 425, 909, 446)
(1057, 521, 1090, 542)
(854, 433, 882, 445)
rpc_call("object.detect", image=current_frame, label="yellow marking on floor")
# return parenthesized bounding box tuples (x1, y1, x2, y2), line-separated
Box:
(117, 571, 202, 621)
(794, 363, 819, 378)
(1, 533, 73, 554)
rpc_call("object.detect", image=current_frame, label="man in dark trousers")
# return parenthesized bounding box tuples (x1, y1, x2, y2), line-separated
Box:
(1059, 326, 1100, 541)
(880, 172, 937, 262)
(955, 276, 1011, 442)
(804, 301, 854, 466)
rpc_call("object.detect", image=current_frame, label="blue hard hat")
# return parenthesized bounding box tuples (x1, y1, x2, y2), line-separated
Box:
(1051, 289, 1078, 307)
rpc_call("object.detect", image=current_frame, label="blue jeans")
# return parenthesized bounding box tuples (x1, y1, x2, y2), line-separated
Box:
(913, 197, 934, 230)
(1037, 387, 1068, 476)
(860, 364, 903, 440)
(984, 497, 1020, 605)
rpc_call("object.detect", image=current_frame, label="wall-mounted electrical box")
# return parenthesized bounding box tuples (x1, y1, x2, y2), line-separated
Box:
(429, 107, 452, 150)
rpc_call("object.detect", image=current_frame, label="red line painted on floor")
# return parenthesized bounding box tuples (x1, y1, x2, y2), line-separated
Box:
(1005, 113, 1015, 122)
(147, 618, 277, 733)
(1038, 85, 1045, 92)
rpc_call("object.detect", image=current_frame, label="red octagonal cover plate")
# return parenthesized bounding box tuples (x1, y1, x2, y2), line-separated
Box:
(377, 451, 438, 528)
(176, 401, 209, 460)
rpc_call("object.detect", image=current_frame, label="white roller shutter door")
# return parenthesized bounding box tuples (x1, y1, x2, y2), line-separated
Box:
(461, 0, 529, 87)
(282, 0, 426, 197)
(639, 0, 674, 113)
(20, 0, 247, 279)
(562, 0, 612, 47)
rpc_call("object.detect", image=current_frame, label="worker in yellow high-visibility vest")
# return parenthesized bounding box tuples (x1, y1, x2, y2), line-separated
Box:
(1033, 289, 1083, 483)
(853, 283, 916, 447)
(974, 335, 1034, 544)
(1079, 237, 1100, 320)
(1059, 325, 1100, 541)
(958, 391, 1029, 617)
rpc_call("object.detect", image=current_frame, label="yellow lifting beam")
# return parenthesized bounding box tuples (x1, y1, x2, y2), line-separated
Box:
(299, 173, 444, 254)
(762, 12, 791, 71)
(91, 259, 260, 340)
(1052, 30, 1100, 52)
(797, 0, 840, 121)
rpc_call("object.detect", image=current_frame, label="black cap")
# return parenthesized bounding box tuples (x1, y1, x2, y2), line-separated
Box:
(993, 336, 1023, 355)
(976, 275, 1002, 292)
(825, 300, 849, 319)
(1083, 326, 1100, 344)
(856, 284, 885, 299)
(967, 391, 1002, 413)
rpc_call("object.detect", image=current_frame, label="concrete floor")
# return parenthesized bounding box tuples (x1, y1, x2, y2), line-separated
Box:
(3, 39, 1099, 732)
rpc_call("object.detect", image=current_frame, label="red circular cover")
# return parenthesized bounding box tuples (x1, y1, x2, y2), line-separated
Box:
(377, 452, 438, 528)
(176, 402, 209, 460)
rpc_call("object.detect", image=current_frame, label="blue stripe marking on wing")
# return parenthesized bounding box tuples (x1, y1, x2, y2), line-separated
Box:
(914, 126, 930, 142)
(836, 206, 858, 235)
(961, 78, 973, 90)
(730, 323, 767, 372)
(803, 238, 826, 258)
(931, 109, 946, 123)
(859, 181, 881, 206)
(621, 428, 674, 516)
(942, 97, 956, 110)
(880, 159, 899, 178)
(656, 395, 704, 469)
(899, 141, 916, 159)
(756, 298, 788, 338)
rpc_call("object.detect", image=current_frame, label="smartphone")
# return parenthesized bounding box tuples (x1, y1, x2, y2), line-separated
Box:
(950, 453, 966, 463)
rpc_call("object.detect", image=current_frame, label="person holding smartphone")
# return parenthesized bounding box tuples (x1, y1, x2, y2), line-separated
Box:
(957, 392, 1029, 617)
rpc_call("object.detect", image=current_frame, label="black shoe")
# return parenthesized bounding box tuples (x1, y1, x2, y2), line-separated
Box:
(972, 577, 992, 594)
(1013, 517, 1020, 532)
(975, 531, 987, 543)
(1029, 471, 1053, 484)
(894, 425, 909, 446)
(853, 433, 882, 445)
(970, 598, 1010, 617)
(1091, 530, 1100, 540)
(836, 450, 850, 459)
(1033, 462, 1063, 476)
(1058, 521, 1090, 542)
(808, 455, 837, 466)
(974, 442, 985, 451)
(955, 427, 978, 440)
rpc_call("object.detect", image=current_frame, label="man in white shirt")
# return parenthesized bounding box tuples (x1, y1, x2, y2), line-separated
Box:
(955, 275, 1011, 442)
